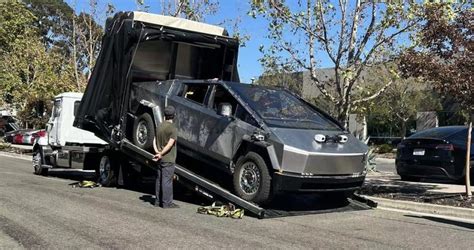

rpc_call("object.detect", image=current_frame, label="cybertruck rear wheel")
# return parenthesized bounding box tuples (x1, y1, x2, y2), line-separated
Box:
(133, 112, 155, 151)
(233, 152, 272, 205)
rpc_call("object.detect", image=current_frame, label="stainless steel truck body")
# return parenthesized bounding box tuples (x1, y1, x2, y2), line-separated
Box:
(74, 12, 368, 204)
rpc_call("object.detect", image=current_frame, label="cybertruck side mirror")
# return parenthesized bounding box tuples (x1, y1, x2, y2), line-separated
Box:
(218, 103, 233, 118)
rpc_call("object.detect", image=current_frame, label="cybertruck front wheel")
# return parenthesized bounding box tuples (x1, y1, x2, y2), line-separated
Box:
(233, 152, 272, 205)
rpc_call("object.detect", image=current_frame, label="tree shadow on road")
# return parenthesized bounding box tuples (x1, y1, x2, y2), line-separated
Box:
(47, 169, 96, 182)
(362, 178, 443, 196)
(405, 215, 474, 230)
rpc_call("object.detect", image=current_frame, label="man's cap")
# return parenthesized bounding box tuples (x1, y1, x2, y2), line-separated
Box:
(164, 105, 175, 116)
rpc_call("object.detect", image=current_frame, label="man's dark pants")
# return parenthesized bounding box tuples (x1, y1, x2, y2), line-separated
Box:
(155, 161, 175, 207)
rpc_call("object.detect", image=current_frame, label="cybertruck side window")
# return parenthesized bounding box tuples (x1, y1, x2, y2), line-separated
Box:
(178, 83, 210, 105)
(211, 85, 259, 127)
(235, 105, 259, 127)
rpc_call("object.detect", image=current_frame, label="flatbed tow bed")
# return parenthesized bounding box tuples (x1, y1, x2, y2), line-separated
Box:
(120, 139, 376, 219)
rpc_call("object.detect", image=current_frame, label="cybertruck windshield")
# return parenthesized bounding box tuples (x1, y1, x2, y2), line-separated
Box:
(230, 84, 341, 131)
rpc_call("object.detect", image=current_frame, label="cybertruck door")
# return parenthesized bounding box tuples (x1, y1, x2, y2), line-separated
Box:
(171, 82, 213, 155)
(200, 85, 258, 163)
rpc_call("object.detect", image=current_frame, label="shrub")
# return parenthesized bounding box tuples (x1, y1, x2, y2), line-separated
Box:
(376, 144, 393, 154)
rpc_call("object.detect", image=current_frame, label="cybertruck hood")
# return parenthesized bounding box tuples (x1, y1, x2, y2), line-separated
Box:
(268, 127, 369, 175)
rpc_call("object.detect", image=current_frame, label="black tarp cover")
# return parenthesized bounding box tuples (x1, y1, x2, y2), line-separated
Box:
(73, 12, 239, 145)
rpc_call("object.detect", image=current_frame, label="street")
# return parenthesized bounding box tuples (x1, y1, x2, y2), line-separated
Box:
(1, 154, 473, 248)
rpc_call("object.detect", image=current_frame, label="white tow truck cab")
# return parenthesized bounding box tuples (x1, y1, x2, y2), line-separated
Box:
(32, 92, 108, 176)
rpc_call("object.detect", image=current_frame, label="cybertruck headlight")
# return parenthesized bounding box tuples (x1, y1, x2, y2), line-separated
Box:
(314, 134, 326, 143)
(338, 135, 348, 143)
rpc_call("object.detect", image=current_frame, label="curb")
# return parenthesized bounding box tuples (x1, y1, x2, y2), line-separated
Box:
(0, 151, 31, 161)
(362, 195, 474, 220)
(374, 157, 395, 164)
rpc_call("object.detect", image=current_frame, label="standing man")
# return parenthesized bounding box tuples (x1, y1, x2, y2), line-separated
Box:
(153, 105, 179, 208)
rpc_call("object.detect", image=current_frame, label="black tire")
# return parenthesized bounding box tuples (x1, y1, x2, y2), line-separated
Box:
(233, 152, 272, 205)
(33, 148, 48, 176)
(400, 175, 420, 182)
(132, 112, 155, 150)
(96, 155, 117, 187)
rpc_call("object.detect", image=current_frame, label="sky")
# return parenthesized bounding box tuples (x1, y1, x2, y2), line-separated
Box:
(68, 0, 274, 83)
(67, 1, 411, 84)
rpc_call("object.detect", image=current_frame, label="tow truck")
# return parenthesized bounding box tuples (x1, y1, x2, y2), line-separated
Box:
(71, 12, 375, 218)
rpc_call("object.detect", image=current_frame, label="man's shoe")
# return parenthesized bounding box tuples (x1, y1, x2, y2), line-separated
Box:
(162, 203, 180, 209)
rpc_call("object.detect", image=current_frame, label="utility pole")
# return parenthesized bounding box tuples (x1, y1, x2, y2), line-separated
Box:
(465, 121, 472, 199)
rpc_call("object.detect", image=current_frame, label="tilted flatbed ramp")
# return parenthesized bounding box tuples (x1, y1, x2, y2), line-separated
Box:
(120, 139, 375, 219)
(120, 139, 266, 218)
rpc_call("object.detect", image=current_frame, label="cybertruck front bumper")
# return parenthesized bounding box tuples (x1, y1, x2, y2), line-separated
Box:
(272, 171, 366, 193)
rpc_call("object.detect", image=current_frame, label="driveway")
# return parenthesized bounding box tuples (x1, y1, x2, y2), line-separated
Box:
(1, 155, 473, 248)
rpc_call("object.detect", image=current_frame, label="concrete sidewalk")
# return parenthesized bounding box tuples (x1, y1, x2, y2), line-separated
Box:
(365, 176, 473, 194)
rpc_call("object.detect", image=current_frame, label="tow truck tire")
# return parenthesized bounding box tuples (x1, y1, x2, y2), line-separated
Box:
(133, 112, 155, 151)
(233, 152, 272, 205)
(33, 148, 48, 176)
(97, 155, 117, 187)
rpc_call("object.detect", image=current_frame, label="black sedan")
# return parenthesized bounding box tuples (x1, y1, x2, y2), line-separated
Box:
(396, 126, 473, 182)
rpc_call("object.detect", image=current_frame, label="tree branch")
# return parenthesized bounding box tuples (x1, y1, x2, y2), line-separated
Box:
(352, 80, 393, 105)
(353, 2, 376, 64)
(347, 0, 362, 64)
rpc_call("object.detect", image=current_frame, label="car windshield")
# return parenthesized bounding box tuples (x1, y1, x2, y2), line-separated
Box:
(230, 84, 341, 130)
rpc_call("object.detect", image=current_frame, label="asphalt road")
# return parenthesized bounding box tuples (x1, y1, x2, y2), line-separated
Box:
(1, 154, 474, 249)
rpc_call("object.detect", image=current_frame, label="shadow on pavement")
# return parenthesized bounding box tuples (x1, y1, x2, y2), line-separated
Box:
(48, 169, 96, 182)
(362, 178, 444, 196)
(405, 215, 474, 230)
(45, 168, 371, 218)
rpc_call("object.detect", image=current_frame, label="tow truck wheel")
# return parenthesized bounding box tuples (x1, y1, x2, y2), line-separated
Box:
(133, 112, 155, 150)
(33, 149, 48, 176)
(97, 155, 117, 187)
(233, 152, 272, 205)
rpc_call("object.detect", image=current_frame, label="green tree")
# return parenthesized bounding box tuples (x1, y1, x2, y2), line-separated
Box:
(0, 1, 75, 128)
(400, 3, 473, 115)
(0, 0, 36, 54)
(249, 0, 435, 128)
(368, 79, 441, 138)
(22, 0, 75, 56)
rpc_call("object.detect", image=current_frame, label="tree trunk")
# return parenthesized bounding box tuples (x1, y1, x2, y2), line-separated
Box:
(400, 120, 407, 139)
(465, 121, 472, 199)
(338, 101, 351, 129)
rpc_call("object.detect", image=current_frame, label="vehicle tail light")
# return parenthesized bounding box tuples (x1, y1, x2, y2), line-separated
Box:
(36, 130, 46, 137)
(397, 143, 406, 149)
(435, 144, 454, 151)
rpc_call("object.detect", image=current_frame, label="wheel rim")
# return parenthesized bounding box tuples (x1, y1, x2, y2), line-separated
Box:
(99, 156, 110, 182)
(136, 120, 148, 145)
(33, 151, 41, 172)
(239, 161, 261, 195)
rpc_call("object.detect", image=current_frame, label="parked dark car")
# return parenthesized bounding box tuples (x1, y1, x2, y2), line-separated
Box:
(396, 126, 474, 182)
